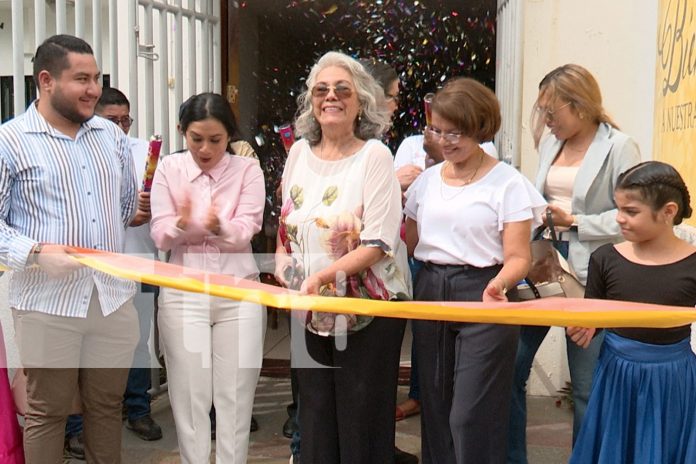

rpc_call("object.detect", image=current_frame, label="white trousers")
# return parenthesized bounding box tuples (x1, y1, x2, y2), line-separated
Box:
(158, 288, 266, 464)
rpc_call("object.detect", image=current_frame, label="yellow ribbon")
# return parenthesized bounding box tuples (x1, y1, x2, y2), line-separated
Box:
(61, 247, 696, 329)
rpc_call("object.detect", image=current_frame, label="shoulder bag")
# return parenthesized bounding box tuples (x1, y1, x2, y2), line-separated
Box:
(517, 210, 585, 300)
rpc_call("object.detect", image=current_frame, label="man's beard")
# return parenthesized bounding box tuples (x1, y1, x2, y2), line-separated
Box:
(51, 89, 94, 124)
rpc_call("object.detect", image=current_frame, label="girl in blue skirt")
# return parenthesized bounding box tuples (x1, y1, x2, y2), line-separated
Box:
(567, 160, 696, 464)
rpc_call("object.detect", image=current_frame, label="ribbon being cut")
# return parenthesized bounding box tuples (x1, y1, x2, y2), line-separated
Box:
(59, 247, 696, 329)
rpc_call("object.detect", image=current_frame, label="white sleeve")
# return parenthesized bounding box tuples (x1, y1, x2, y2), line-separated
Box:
(360, 143, 403, 252)
(497, 172, 547, 230)
(393, 135, 424, 170)
(403, 170, 428, 221)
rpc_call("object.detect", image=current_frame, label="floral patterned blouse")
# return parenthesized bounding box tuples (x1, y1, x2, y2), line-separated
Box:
(279, 138, 411, 336)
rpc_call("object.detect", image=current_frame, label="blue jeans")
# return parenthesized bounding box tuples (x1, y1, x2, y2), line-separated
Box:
(123, 288, 157, 421)
(507, 326, 604, 463)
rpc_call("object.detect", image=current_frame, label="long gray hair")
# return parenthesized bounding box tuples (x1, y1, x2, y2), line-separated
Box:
(294, 51, 391, 145)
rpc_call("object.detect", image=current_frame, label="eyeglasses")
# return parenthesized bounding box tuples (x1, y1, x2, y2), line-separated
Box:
(536, 101, 571, 120)
(310, 84, 353, 99)
(106, 116, 134, 128)
(385, 93, 399, 104)
(425, 126, 462, 145)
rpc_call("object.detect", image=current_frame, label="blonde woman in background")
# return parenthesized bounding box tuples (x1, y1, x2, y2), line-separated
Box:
(507, 64, 641, 464)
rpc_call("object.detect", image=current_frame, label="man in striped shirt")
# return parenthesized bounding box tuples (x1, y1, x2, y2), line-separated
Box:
(0, 35, 139, 463)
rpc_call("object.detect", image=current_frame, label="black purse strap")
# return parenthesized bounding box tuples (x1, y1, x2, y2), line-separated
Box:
(523, 277, 542, 299)
(532, 209, 560, 246)
(545, 209, 559, 244)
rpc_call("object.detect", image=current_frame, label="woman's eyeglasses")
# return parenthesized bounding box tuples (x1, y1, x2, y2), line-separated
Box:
(536, 101, 571, 120)
(425, 126, 462, 145)
(106, 116, 134, 128)
(385, 93, 399, 104)
(311, 85, 353, 99)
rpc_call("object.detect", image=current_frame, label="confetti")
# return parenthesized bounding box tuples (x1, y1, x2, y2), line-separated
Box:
(238, 0, 496, 223)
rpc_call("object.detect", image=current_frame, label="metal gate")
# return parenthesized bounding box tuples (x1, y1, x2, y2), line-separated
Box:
(5, 0, 221, 155)
(3, 0, 222, 394)
(495, 0, 524, 167)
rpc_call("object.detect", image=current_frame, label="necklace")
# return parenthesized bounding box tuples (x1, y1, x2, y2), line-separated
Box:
(439, 152, 485, 200)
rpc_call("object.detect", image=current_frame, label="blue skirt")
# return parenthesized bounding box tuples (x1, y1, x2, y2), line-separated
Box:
(570, 332, 696, 464)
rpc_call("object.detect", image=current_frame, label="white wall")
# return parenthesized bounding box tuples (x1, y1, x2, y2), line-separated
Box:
(0, 274, 18, 370)
(520, 0, 659, 395)
(0, 2, 111, 88)
(519, 0, 657, 180)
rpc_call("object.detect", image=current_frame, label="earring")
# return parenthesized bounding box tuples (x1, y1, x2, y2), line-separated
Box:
(579, 113, 585, 119)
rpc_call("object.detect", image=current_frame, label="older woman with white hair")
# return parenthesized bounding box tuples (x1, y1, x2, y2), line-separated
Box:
(274, 51, 411, 463)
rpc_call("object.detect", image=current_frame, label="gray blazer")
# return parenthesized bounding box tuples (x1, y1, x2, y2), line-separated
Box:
(534, 122, 641, 284)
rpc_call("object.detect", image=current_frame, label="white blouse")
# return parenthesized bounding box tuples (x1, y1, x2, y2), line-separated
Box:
(404, 162, 546, 267)
(279, 139, 411, 336)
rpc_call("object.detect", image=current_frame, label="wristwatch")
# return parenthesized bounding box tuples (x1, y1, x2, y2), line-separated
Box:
(29, 243, 43, 266)
(569, 216, 578, 232)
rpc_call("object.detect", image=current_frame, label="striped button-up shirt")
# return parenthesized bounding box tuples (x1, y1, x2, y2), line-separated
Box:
(0, 102, 137, 317)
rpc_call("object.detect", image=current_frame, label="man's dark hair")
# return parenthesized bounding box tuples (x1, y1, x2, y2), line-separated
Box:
(97, 87, 130, 111)
(33, 34, 94, 86)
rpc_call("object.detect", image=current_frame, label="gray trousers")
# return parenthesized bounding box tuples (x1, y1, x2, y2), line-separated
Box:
(413, 262, 519, 464)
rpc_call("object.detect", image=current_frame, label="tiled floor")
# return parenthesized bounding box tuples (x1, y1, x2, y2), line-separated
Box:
(73, 315, 573, 463)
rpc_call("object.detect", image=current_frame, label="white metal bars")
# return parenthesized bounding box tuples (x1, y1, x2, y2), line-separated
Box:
(495, 0, 524, 167)
(128, 0, 221, 152)
(11, 0, 24, 117)
(5, 0, 220, 157)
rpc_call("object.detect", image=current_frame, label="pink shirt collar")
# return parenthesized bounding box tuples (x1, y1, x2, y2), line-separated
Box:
(184, 151, 232, 183)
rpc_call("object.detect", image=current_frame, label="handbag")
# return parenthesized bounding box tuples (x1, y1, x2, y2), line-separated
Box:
(517, 210, 585, 300)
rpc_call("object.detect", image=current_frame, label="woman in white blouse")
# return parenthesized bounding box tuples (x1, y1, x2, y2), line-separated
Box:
(404, 77, 545, 464)
(507, 64, 641, 464)
(274, 51, 411, 463)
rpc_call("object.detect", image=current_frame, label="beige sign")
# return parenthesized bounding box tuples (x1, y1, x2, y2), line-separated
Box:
(655, 0, 696, 225)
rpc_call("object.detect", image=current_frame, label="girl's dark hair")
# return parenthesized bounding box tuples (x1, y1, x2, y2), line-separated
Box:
(179, 93, 241, 151)
(616, 161, 693, 225)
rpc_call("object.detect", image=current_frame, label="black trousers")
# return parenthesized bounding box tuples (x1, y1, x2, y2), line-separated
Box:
(297, 316, 406, 464)
(413, 262, 520, 464)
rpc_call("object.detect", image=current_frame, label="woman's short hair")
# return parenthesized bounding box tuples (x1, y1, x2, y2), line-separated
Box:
(531, 64, 619, 147)
(616, 161, 693, 225)
(294, 51, 391, 145)
(431, 77, 500, 143)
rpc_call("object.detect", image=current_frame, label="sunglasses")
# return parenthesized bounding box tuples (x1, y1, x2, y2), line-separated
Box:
(310, 84, 353, 99)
